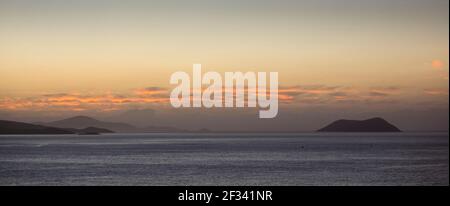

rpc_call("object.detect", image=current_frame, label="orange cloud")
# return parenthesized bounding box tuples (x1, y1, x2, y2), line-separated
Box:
(431, 60, 445, 70)
(134, 87, 167, 96)
(0, 85, 408, 112)
(0, 91, 171, 112)
(427, 59, 448, 80)
(424, 88, 449, 96)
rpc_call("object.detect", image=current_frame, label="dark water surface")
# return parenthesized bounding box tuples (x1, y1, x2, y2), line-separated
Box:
(0, 133, 448, 185)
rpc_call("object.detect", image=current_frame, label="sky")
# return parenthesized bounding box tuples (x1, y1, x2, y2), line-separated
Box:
(0, 0, 448, 131)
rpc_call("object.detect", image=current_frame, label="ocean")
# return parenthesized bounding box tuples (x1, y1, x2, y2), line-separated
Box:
(0, 133, 448, 186)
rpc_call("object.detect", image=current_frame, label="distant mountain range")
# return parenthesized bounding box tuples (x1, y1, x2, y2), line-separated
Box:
(0, 120, 113, 134)
(39, 116, 136, 133)
(1, 116, 190, 134)
(36, 116, 195, 133)
(1, 116, 402, 134)
(317, 117, 401, 132)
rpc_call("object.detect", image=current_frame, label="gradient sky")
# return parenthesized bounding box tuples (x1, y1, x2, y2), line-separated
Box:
(0, 0, 448, 131)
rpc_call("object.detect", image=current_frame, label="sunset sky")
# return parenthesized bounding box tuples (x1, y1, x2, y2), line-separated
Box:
(0, 0, 448, 131)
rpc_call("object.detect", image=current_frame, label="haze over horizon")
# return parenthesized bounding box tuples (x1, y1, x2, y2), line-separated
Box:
(0, 0, 448, 131)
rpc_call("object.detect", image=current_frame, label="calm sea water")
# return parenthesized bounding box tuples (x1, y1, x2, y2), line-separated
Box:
(0, 133, 448, 186)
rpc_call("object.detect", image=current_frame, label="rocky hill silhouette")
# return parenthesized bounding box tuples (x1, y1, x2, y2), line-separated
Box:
(317, 117, 401, 132)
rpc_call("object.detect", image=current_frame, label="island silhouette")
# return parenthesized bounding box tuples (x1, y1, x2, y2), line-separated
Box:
(1, 116, 402, 134)
(317, 117, 402, 132)
(38, 116, 136, 133)
(0, 120, 113, 134)
(0, 116, 202, 134)
(38, 116, 189, 133)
